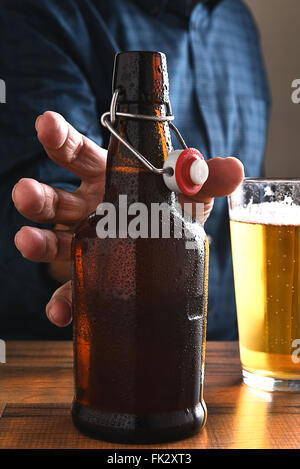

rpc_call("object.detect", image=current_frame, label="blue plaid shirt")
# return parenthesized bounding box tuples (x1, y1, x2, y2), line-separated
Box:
(0, 0, 270, 339)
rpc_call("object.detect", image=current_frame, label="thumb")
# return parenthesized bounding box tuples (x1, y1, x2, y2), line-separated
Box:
(193, 157, 244, 203)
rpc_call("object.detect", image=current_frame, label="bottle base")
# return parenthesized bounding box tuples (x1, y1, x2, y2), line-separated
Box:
(72, 400, 207, 444)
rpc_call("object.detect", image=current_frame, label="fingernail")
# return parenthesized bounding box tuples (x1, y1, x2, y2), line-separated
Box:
(14, 231, 20, 249)
(47, 306, 57, 324)
(35, 115, 42, 132)
(47, 301, 72, 327)
(47, 304, 60, 325)
(11, 183, 17, 203)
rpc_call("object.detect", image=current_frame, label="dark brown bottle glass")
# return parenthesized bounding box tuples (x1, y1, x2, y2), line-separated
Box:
(71, 51, 208, 443)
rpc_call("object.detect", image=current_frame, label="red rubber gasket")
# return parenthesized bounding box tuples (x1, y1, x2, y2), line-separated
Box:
(175, 148, 204, 196)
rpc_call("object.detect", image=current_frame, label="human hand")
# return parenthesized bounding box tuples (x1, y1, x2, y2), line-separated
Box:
(12, 111, 244, 327)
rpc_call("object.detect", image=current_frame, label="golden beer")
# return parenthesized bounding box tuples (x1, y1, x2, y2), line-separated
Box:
(230, 218, 300, 381)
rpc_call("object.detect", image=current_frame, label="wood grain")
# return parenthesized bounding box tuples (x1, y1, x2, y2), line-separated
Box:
(0, 341, 299, 449)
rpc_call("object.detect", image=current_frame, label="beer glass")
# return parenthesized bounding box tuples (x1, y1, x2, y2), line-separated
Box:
(228, 178, 300, 391)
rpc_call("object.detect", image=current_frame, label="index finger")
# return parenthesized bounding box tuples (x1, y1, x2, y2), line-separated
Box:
(35, 111, 107, 182)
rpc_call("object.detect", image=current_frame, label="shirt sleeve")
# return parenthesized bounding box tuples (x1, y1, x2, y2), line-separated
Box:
(0, 0, 112, 338)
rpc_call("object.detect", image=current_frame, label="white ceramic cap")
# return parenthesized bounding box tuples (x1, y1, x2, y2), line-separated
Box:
(189, 159, 209, 185)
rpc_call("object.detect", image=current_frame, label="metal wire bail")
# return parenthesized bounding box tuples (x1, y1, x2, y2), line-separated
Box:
(101, 88, 187, 175)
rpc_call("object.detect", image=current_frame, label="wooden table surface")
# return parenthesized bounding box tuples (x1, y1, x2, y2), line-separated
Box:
(0, 341, 299, 449)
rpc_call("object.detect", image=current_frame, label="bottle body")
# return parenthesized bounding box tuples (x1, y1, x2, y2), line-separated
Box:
(72, 51, 208, 443)
(72, 212, 208, 443)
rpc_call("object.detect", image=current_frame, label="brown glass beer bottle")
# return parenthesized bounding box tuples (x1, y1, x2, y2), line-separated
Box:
(72, 51, 208, 443)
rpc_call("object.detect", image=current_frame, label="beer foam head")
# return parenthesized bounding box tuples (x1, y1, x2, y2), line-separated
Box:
(230, 197, 300, 225)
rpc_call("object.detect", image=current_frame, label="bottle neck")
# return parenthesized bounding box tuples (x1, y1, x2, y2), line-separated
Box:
(104, 102, 174, 205)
